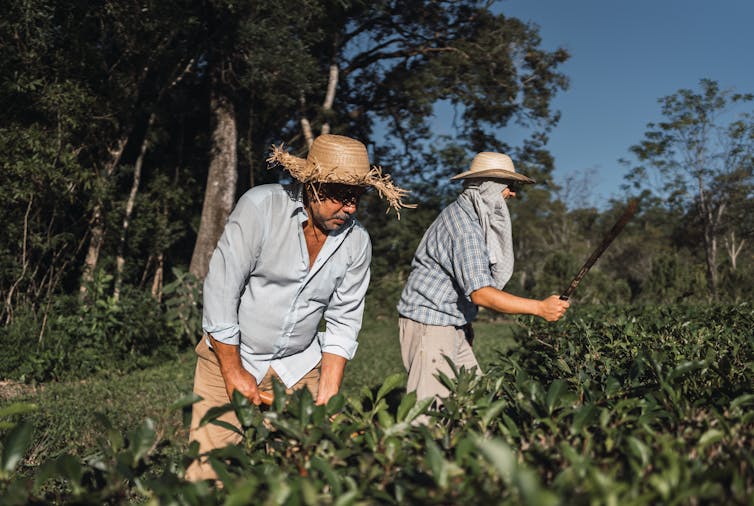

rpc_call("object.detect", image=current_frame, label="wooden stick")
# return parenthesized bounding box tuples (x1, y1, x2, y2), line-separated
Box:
(259, 390, 274, 406)
(560, 199, 639, 301)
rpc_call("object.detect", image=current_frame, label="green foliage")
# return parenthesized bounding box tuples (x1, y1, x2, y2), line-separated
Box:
(0, 271, 192, 383)
(3, 303, 752, 504)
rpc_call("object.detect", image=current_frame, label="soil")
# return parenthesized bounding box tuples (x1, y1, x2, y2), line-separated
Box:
(0, 379, 37, 401)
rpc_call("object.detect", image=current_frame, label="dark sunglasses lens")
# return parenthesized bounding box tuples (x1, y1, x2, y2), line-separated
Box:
(320, 184, 365, 205)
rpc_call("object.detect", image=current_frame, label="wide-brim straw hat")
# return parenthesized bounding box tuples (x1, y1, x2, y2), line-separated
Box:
(267, 134, 414, 215)
(450, 152, 535, 184)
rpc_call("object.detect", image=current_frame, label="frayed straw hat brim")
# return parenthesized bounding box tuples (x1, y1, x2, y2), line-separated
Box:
(266, 135, 415, 216)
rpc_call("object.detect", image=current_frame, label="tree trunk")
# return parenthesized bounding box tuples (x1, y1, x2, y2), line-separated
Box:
(300, 92, 315, 148)
(79, 137, 128, 297)
(151, 252, 164, 302)
(189, 90, 238, 280)
(300, 62, 339, 147)
(697, 177, 719, 300)
(724, 231, 745, 271)
(114, 113, 156, 301)
(320, 63, 339, 135)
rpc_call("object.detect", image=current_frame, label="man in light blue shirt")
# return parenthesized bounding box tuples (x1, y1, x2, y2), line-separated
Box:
(186, 134, 412, 482)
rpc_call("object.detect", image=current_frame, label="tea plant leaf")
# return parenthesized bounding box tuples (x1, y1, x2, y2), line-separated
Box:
(170, 392, 202, 411)
(1, 421, 32, 473)
(401, 397, 433, 424)
(730, 393, 754, 411)
(128, 418, 156, 464)
(667, 360, 705, 382)
(375, 373, 406, 402)
(396, 391, 417, 422)
(311, 456, 343, 495)
(326, 393, 346, 415)
(481, 399, 507, 427)
(425, 437, 449, 489)
(224, 479, 258, 506)
(571, 403, 598, 434)
(626, 436, 651, 467)
(475, 436, 515, 479)
(0, 402, 38, 419)
(545, 379, 571, 414)
(698, 429, 724, 448)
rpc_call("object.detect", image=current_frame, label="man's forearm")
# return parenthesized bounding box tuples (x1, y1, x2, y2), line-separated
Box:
(208, 334, 244, 376)
(470, 286, 541, 316)
(207, 334, 261, 403)
(317, 352, 347, 404)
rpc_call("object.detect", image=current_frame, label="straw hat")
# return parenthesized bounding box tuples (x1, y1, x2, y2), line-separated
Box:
(450, 152, 535, 184)
(267, 134, 415, 215)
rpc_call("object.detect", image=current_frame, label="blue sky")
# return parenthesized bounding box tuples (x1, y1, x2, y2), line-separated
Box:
(483, 0, 754, 206)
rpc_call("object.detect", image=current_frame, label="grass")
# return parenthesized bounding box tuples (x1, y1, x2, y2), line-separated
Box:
(2, 308, 518, 464)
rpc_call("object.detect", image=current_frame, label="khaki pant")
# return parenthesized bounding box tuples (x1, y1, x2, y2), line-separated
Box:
(399, 317, 481, 403)
(184, 338, 320, 482)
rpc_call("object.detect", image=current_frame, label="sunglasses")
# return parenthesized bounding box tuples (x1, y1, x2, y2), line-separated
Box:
(506, 184, 519, 193)
(315, 183, 367, 206)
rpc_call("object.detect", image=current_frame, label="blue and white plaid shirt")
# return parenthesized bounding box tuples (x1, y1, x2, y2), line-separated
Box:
(397, 197, 496, 326)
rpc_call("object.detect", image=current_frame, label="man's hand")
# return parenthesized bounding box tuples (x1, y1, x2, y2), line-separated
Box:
(208, 334, 262, 405)
(537, 295, 570, 322)
(316, 352, 347, 405)
(222, 366, 262, 405)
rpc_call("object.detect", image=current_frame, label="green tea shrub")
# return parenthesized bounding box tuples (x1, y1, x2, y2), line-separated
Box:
(2, 303, 752, 504)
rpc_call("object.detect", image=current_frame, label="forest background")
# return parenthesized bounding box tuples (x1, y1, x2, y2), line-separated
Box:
(1, 0, 753, 385)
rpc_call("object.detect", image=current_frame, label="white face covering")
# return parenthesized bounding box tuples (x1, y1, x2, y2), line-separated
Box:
(458, 179, 514, 290)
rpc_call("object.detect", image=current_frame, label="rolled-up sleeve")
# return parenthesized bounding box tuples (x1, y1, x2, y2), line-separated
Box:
(202, 195, 264, 345)
(319, 234, 372, 359)
(451, 230, 495, 300)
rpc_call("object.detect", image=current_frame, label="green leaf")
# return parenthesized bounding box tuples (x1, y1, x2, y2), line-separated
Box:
(425, 438, 448, 489)
(626, 436, 651, 467)
(481, 399, 507, 426)
(1, 421, 33, 473)
(170, 392, 202, 411)
(127, 418, 156, 464)
(326, 393, 346, 415)
(476, 436, 515, 479)
(545, 379, 570, 414)
(224, 479, 258, 506)
(0, 402, 38, 419)
(402, 397, 433, 424)
(730, 393, 754, 410)
(375, 373, 406, 402)
(571, 403, 598, 434)
(311, 456, 343, 495)
(698, 429, 724, 448)
(396, 391, 417, 422)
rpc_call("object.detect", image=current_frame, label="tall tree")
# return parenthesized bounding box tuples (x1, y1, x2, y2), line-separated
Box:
(188, 0, 327, 279)
(627, 79, 754, 299)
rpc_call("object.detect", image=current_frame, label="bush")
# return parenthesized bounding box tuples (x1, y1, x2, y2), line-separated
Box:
(0, 273, 196, 383)
(2, 303, 752, 504)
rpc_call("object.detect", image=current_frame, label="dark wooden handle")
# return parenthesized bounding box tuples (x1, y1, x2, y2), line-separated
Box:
(560, 199, 638, 300)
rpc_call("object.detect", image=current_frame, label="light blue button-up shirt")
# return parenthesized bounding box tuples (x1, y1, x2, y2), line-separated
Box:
(202, 183, 372, 388)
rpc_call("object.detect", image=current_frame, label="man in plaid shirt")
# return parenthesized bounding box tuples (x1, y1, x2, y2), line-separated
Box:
(397, 152, 570, 403)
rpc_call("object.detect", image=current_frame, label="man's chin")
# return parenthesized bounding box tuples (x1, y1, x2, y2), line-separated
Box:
(328, 217, 350, 230)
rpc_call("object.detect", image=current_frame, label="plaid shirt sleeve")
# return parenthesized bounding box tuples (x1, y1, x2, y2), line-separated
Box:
(449, 218, 496, 299)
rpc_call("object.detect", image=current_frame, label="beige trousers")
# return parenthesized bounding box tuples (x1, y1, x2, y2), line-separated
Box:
(184, 338, 320, 482)
(399, 317, 481, 402)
